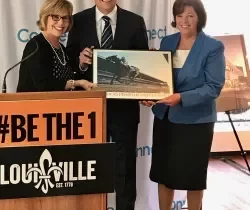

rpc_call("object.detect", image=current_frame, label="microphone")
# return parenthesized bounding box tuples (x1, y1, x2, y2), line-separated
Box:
(2, 39, 39, 93)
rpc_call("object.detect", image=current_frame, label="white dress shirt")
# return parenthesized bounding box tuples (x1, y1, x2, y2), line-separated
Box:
(95, 5, 117, 45)
(79, 5, 118, 71)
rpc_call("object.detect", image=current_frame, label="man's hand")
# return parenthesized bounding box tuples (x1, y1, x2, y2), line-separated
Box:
(79, 46, 94, 68)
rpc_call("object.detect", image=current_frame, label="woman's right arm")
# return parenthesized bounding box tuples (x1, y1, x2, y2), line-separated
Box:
(19, 39, 67, 91)
(19, 39, 95, 92)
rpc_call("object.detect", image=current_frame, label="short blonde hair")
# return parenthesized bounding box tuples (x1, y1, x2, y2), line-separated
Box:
(37, 0, 73, 32)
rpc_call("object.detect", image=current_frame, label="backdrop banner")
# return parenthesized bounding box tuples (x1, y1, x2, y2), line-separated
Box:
(0, 0, 185, 209)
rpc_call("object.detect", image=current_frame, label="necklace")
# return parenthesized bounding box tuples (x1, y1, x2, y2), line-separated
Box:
(42, 33, 66, 66)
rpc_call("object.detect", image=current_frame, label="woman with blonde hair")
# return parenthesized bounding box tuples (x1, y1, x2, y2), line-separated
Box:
(17, 0, 94, 92)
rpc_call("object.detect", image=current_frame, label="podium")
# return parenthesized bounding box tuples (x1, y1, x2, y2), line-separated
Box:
(0, 90, 115, 210)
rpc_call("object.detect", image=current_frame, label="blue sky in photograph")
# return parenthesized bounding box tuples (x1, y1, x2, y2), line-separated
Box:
(97, 50, 171, 81)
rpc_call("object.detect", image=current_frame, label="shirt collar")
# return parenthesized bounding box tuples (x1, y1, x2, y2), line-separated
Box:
(95, 5, 117, 25)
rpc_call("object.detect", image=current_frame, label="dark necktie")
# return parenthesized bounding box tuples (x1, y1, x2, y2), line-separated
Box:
(101, 16, 113, 49)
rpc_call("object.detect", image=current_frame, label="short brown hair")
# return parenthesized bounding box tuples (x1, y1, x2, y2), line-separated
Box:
(171, 0, 207, 32)
(36, 0, 73, 32)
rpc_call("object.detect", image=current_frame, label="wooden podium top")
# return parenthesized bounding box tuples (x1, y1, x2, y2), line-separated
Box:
(0, 90, 106, 101)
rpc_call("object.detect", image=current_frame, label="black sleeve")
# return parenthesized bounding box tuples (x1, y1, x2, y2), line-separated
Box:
(66, 15, 81, 69)
(17, 39, 67, 92)
(66, 15, 87, 81)
(132, 16, 149, 50)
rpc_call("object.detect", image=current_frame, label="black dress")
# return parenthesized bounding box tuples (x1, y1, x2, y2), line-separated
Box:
(149, 51, 214, 191)
(149, 111, 214, 190)
(51, 47, 74, 82)
(16, 33, 82, 92)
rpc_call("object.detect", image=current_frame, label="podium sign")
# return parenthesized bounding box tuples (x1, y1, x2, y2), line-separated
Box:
(0, 98, 103, 146)
(0, 144, 114, 199)
(0, 91, 113, 210)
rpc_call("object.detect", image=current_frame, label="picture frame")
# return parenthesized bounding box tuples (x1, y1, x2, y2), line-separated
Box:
(214, 34, 250, 115)
(92, 49, 174, 100)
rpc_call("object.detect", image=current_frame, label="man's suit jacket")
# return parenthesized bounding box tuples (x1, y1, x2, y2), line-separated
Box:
(66, 5, 149, 124)
(152, 31, 226, 124)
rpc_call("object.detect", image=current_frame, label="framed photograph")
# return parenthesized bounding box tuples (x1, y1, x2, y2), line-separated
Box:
(92, 49, 173, 100)
(214, 34, 250, 114)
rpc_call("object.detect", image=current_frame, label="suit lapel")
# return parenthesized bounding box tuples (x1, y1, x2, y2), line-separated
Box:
(112, 6, 124, 49)
(170, 33, 181, 52)
(175, 31, 206, 87)
(89, 6, 100, 48)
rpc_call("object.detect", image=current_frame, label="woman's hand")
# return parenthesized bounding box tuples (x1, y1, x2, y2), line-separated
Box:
(139, 101, 156, 107)
(156, 93, 181, 106)
(75, 80, 96, 90)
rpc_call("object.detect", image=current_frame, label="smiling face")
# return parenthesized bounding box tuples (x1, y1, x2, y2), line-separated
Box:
(175, 6, 198, 36)
(94, 0, 117, 14)
(45, 9, 70, 38)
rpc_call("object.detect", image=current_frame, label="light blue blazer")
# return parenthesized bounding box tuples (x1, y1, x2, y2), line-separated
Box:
(152, 31, 226, 124)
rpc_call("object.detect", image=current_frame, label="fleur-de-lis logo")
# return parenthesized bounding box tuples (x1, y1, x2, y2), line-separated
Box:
(26, 149, 63, 194)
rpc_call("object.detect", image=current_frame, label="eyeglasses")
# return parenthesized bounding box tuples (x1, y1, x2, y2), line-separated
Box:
(49, 14, 71, 22)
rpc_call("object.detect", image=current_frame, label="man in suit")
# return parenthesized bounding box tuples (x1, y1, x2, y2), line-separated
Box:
(66, 1, 149, 210)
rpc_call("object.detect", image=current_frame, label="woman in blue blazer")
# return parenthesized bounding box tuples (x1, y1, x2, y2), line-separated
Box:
(142, 0, 225, 209)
